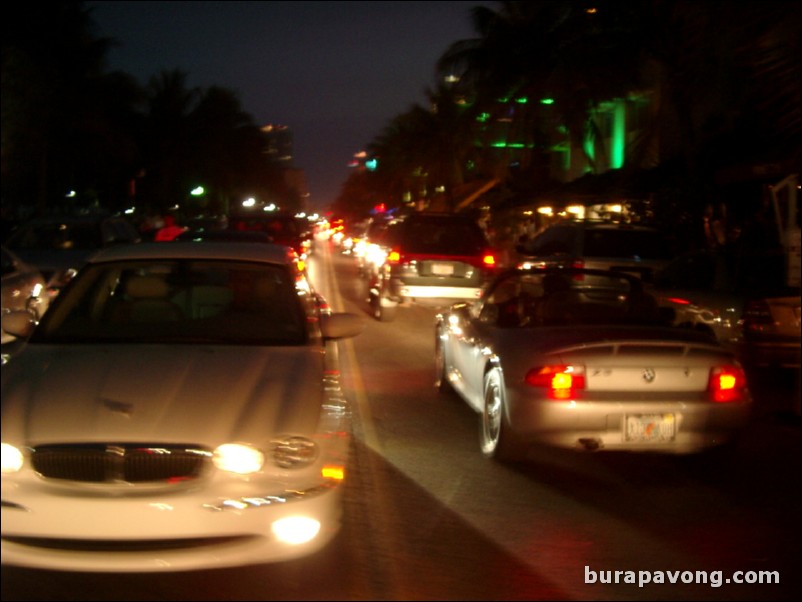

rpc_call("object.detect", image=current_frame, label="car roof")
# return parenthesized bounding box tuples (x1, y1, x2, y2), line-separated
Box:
(87, 241, 298, 265)
(550, 219, 662, 231)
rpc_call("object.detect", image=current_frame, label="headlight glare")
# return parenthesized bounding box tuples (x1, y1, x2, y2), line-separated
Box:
(1, 443, 24, 473)
(270, 436, 318, 468)
(213, 443, 264, 474)
(272, 516, 321, 545)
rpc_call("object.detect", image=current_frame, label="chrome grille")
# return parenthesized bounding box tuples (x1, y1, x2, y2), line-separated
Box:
(31, 444, 211, 483)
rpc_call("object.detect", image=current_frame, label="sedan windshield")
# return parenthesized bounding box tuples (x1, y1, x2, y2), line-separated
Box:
(31, 260, 309, 345)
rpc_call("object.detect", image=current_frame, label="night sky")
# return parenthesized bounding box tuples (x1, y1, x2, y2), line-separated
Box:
(88, 0, 490, 210)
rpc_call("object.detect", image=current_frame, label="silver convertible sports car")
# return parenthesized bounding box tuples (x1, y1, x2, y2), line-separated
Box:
(434, 267, 753, 462)
(1, 242, 364, 572)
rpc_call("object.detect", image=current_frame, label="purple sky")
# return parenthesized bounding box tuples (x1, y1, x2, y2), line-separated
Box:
(88, 1, 489, 211)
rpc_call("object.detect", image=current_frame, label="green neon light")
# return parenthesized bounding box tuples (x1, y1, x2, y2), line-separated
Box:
(612, 100, 625, 168)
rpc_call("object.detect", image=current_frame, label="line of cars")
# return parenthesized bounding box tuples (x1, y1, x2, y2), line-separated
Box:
(1, 209, 797, 572)
(343, 212, 796, 463)
(349, 213, 799, 374)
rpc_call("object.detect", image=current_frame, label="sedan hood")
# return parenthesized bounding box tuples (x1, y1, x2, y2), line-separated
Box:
(1, 344, 326, 446)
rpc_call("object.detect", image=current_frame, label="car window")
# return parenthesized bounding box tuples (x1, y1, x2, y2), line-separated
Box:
(478, 270, 662, 328)
(655, 252, 718, 290)
(524, 225, 575, 255)
(32, 260, 310, 345)
(582, 229, 672, 260)
(401, 219, 486, 255)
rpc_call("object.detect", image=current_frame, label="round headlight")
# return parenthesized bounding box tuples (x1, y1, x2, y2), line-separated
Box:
(1, 443, 24, 473)
(270, 436, 318, 468)
(213, 443, 264, 475)
(272, 516, 321, 545)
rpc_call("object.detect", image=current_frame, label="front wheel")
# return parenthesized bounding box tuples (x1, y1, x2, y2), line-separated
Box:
(480, 368, 528, 462)
(370, 286, 398, 322)
(434, 328, 454, 395)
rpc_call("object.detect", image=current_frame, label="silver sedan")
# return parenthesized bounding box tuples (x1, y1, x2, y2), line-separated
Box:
(1, 241, 364, 572)
(435, 267, 753, 462)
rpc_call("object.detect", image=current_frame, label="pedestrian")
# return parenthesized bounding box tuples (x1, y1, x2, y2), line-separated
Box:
(154, 214, 187, 241)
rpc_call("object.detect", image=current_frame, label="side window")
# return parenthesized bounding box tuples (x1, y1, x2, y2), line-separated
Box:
(527, 227, 573, 255)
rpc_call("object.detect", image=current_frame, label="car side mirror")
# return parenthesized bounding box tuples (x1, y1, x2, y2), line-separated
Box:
(2, 309, 38, 339)
(321, 312, 365, 340)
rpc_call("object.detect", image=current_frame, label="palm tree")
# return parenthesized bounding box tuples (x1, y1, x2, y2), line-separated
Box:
(2, 1, 123, 215)
(438, 1, 650, 181)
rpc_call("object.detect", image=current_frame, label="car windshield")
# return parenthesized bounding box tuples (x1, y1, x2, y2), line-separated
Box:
(400, 219, 487, 255)
(30, 260, 309, 345)
(582, 228, 673, 260)
(479, 270, 667, 328)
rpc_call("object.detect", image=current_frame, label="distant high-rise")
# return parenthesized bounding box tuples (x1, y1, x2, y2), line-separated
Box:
(261, 124, 309, 211)
(261, 124, 294, 165)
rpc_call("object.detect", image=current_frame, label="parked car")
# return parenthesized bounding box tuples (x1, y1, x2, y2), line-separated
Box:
(515, 219, 674, 284)
(4, 213, 141, 290)
(651, 247, 801, 370)
(0, 241, 364, 572)
(434, 266, 752, 462)
(364, 212, 499, 321)
(228, 212, 314, 260)
(1, 246, 49, 345)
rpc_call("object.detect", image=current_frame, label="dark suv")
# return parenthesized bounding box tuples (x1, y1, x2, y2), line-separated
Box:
(364, 212, 498, 321)
(515, 220, 674, 284)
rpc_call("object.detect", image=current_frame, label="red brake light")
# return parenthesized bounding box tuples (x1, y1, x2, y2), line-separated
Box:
(387, 249, 401, 263)
(525, 365, 586, 400)
(482, 253, 497, 267)
(570, 259, 585, 281)
(708, 366, 747, 402)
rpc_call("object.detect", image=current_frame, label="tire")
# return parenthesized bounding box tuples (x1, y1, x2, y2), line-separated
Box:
(434, 328, 454, 395)
(480, 368, 527, 462)
(369, 281, 398, 322)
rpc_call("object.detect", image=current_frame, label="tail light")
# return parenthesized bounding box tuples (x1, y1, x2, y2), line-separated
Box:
(386, 249, 401, 264)
(525, 365, 586, 400)
(482, 252, 497, 267)
(570, 259, 585, 281)
(708, 366, 748, 402)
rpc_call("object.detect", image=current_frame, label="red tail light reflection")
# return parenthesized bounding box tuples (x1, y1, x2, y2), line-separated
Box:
(525, 365, 586, 400)
(708, 366, 748, 402)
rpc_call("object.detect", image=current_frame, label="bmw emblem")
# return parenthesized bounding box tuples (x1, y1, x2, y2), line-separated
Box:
(642, 368, 656, 383)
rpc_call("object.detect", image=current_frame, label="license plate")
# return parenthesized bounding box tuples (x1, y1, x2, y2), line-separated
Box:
(625, 413, 675, 442)
(431, 263, 454, 276)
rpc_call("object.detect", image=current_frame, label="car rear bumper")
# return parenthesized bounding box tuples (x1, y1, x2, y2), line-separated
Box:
(392, 282, 483, 301)
(505, 390, 752, 454)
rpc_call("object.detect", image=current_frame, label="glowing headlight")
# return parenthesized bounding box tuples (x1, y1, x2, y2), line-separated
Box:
(1, 443, 24, 473)
(213, 443, 264, 475)
(272, 516, 321, 545)
(270, 436, 318, 468)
